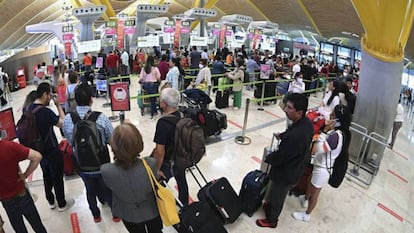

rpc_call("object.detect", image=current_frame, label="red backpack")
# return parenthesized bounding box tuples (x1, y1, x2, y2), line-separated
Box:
(306, 109, 325, 134)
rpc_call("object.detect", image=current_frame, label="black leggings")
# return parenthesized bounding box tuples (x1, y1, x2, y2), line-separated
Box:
(122, 216, 162, 233)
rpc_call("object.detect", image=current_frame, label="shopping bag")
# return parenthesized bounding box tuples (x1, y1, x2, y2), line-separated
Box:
(142, 159, 180, 226)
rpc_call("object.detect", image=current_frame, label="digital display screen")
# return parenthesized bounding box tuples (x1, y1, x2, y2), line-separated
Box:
(106, 21, 116, 27)
(181, 21, 190, 27)
(0, 108, 16, 141)
(337, 46, 351, 57)
(320, 42, 334, 54)
(354, 50, 361, 60)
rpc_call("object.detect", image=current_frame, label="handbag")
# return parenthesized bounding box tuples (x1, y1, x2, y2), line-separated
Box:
(142, 159, 180, 226)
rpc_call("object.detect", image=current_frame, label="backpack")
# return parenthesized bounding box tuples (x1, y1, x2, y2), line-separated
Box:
(67, 87, 77, 113)
(71, 111, 110, 172)
(328, 130, 349, 188)
(163, 113, 206, 168)
(306, 109, 325, 134)
(16, 105, 45, 152)
(243, 70, 250, 83)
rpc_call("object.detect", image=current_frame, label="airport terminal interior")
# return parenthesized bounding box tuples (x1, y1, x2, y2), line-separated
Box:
(1, 0, 414, 233)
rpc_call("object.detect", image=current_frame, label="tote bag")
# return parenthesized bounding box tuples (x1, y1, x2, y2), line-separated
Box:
(142, 159, 180, 226)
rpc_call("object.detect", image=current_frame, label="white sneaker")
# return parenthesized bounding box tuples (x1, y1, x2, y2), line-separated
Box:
(298, 195, 308, 208)
(49, 202, 56, 209)
(58, 199, 75, 212)
(292, 212, 310, 222)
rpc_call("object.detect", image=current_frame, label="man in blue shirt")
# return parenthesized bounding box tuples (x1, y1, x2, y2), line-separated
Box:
(62, 83, 116, 223)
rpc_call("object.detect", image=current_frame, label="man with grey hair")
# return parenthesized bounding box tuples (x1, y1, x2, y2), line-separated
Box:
(153, 88, 190, 205)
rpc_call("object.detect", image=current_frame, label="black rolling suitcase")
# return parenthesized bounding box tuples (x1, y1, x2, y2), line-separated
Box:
(239, 169, 270, 217)
(215, 90, 229, 109)
(198, 109, 227, 137)
(187, 165, 242, 225)
(177, 201, 227, 233)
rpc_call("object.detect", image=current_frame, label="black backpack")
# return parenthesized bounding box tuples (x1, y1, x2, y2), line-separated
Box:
(16, 105, 45, 152)
(243, 70, 250, 83)
(163, 113, 206, 168)
(71, 111, 110, 172)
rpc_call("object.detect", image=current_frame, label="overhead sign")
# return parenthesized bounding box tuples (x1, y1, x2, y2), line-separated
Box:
(137, 35, 160, 47)
(106, 21, 116, 27)
(78, 40, 102, 53)
(124, 19, 136, 27)
(62, 25, 73, 33)
(190, 36, 208, 46)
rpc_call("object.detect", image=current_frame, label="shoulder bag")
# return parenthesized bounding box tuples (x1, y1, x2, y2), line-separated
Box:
(142, 159, 180, 226)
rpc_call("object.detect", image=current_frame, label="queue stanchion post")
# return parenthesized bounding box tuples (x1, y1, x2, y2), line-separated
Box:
(102, 75, 111, 108)
(258, 80, 266, 111)
(119, 111, 125, 124)
(235, 98, 251, 145)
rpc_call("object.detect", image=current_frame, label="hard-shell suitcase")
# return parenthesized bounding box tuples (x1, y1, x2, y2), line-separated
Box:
(290, 166, 312, 196)
(215, 90, 229, 109)
(260, 133, 279, 173)
(177, 201, 228, 233)
(60, 140, 74, 176)
(239, 169, 269, 217)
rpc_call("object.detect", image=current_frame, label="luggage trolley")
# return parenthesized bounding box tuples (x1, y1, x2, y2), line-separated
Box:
(137, 87, 151, 116)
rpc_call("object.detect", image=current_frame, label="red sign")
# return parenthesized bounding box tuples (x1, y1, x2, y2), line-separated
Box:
(174, 19, 181, 48)
(110, 82, 130, 111)
(117, 20, 125, 50)
(219, 24, 226, 48)
(124, 27, 135, 35)
(63, 33, 74, 41)
(0, 108, 16, 141)
(64, 41, 72, 58)
(105, 28, 116, 35)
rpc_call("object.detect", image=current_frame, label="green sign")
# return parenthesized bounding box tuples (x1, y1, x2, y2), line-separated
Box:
(106, 21, 116, 27)
(62, 25, 73, 33)
(181, 21, 190, 27)
(164, 20, 174, 26)
(125, 20, 136, 27)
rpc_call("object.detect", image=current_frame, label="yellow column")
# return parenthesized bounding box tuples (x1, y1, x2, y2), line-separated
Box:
(91, 0, 109, 21)
(100, 0, 117, 18)
(351, 0, 414, 62)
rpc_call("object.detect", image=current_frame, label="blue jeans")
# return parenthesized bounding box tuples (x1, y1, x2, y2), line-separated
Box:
(143, 82, 159, 117)
(1, 189, 47, 233)
(40, 149, 66, 208)
(79, 172, 112, 218)
(161, 162, 189, 206)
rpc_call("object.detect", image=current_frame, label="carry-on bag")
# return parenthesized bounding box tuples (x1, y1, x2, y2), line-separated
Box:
(190, 165, 242, 224)
(239, 169, 270, 217)
(59, 140, 74, 176)
(177, 201, 227, 233)
(215, 90, 229, 109)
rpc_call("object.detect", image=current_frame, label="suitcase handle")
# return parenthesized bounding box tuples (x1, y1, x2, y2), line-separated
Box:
(270, 133, 280, 151)
(187, 164, 208, 189)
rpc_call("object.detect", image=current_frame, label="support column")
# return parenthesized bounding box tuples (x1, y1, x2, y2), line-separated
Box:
(350, 0, 414, 163)
(72, 6, 106, 41)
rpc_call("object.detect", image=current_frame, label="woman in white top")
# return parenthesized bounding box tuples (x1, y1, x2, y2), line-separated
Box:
(389, 99, 404, 149)
(139, 56, 161, 118)
(288, 72, 305, 94)
(293, 104, 351, 222)
(318, 80, 340, 119)
(166, 57, 180, 90)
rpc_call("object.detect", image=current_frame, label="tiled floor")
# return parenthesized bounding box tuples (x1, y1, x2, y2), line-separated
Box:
(1, 76, 414, 233)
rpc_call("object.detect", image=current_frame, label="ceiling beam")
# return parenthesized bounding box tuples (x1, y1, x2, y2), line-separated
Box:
(247, 0, 270, 21)
(69, 0, 81, 8)
(100, 0, 116, 18)
(296, 0, 322, 37)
